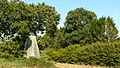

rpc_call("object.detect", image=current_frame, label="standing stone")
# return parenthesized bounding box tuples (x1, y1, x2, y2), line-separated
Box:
(24, 35, 40, 58)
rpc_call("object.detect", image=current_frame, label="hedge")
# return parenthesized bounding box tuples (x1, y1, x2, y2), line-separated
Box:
(45, 42, 120, 66)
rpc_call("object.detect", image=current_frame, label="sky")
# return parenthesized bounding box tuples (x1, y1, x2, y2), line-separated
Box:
(22, 0, 120, 36)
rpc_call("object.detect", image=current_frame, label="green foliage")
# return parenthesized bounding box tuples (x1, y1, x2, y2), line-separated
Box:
(38, 8, 118, 50)
(0, 0, 60, 59)
(78, 42, 120, 66)
(37, 35, 50, 50)
(45, 44, 81, 63)
(0, 57, 56, 68)
(50, 27, 66, 48)
(64, 8, 97, 46)
(0, 0, 60, 41)
(37, 8, 98, 49)
(0, 41, 55, 68)
(0, 40, 25, 59)
(45, 42, 120, 66)
(62, 8, 118, 47)
(65, 8, 97, 31)
(0, 1, 119, 67)
(37, 27, 66, 50)
(98, 17, 118, 42)
(44, 48, 62, 60)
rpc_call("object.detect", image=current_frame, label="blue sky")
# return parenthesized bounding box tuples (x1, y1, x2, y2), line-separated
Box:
(22, 0, 120, 36)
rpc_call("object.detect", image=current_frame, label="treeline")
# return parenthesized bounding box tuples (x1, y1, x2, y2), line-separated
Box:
(37, 8, 118, 50)
(37, 6, 120, 66)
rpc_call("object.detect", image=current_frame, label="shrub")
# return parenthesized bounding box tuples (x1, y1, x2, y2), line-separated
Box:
(45, 42, 120, 66)
(45, 44, 81, 63)
(0, 40, 25, 59)
(44, 48, 62, 61)
(78, 42, 120, 66)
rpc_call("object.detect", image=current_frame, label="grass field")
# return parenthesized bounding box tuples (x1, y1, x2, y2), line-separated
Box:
(0, 62, 111, 68)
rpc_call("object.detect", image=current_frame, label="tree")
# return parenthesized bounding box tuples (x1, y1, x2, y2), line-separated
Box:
(37, 27, 66, 49)
(65, 8, 97, 33)
(99, 16, 118, 43)
(0, 0, 60, 57)
(0, 0, 10, 40)
(64, 8, 97, 46)
(64, 8, 118, 46)
(0, 0, 60, 42)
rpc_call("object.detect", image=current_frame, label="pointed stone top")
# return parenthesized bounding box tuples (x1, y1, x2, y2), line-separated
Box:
(30, 32, 35, 36)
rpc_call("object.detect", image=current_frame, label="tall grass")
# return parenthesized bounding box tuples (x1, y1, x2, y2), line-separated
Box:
(0, 57, 56, 68)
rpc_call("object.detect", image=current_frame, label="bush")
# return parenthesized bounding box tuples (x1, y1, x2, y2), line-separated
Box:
(78, 42, 120, 66)
(45, 42, 120, 66)
(37, 36, 50, 50)
(0, 42, 56, 68)
(0, 40, 25, 59)
(45, 44, 81, 63)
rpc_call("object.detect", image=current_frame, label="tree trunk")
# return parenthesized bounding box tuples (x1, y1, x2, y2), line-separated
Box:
(24, 35, 40, 58)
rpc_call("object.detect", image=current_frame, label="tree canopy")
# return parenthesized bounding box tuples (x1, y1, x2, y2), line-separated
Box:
(38, 8, 118, 49)
(64, 8, 97, 46)
(0, 1, 118, 49)
(65, 8, 97, 33)
(0, 0, 60, 40)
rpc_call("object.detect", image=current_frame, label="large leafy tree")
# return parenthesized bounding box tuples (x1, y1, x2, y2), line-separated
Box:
(64, 8, 118, 46)
(0, 0, 60, 42)
(64, 8, 97, 46)
(65, 8, 97, 33)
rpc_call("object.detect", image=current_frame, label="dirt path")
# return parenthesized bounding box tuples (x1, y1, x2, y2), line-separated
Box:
(0, 63, 108, 68)
(54, 63, 107, 68)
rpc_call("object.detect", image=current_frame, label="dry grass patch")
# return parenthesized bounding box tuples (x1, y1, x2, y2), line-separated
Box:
(54, 63, 109, 68)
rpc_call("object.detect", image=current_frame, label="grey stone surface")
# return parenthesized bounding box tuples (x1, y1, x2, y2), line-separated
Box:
(24, 36, 40, 58)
